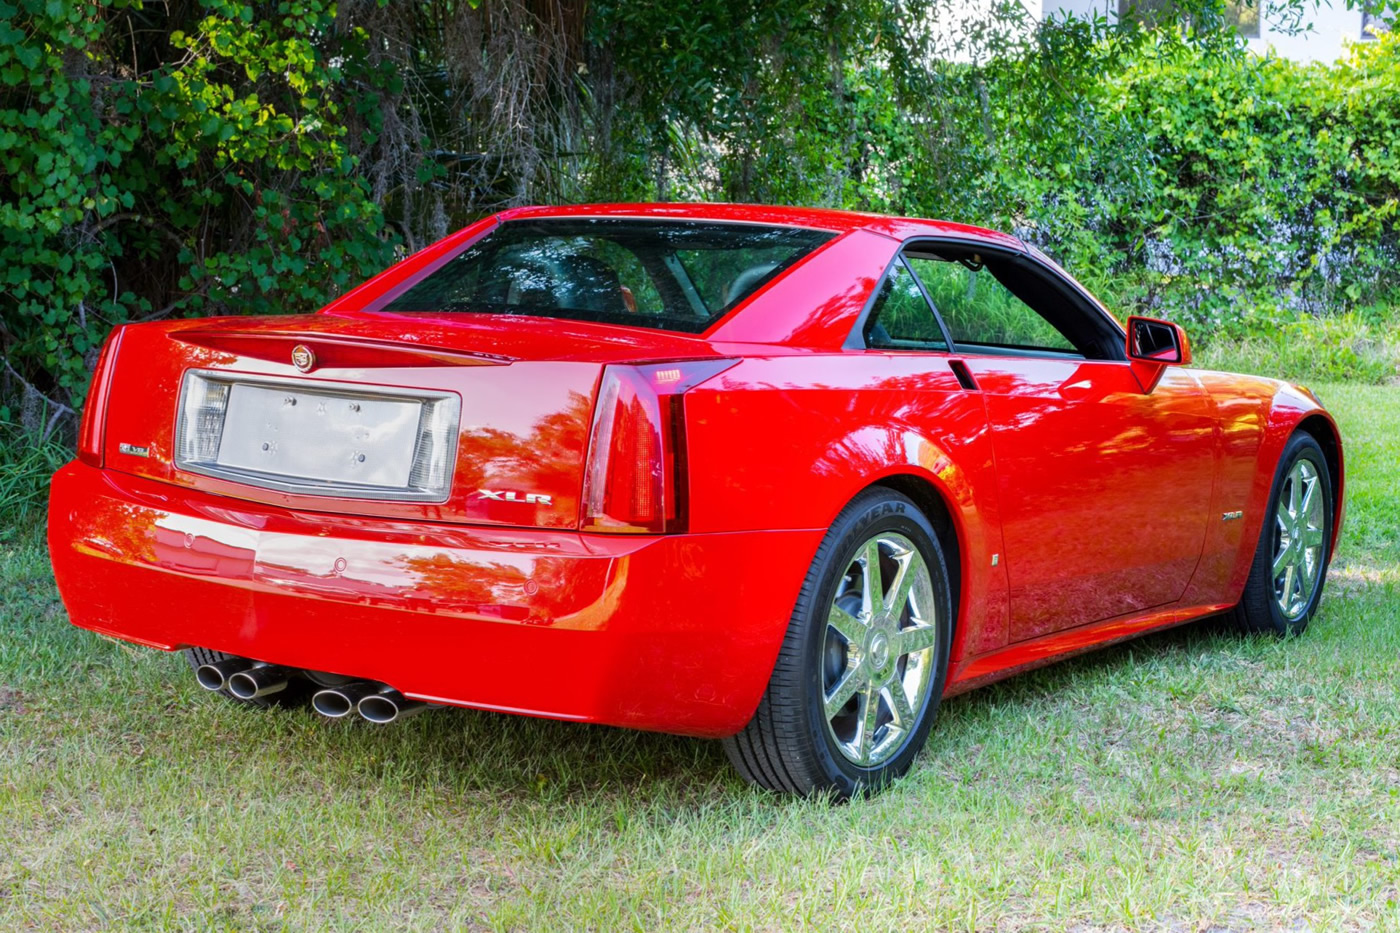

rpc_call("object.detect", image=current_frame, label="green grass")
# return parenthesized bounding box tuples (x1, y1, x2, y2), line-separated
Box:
(1194, 313, 1400, 386)
(2, 385, 1398, 931)
(0, 422, 69, 533)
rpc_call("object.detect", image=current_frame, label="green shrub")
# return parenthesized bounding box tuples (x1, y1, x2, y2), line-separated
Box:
(594, 12, 1400, 343)
(971, 30, 1400, 329)
(0, 0, 396, 417)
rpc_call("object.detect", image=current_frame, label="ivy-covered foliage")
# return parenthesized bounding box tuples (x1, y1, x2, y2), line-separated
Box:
(592, 7, 1400, 336)
(0, 0, 396, 432)
(1037, 32, 1400, 331)
(1, 0, 1396, 443)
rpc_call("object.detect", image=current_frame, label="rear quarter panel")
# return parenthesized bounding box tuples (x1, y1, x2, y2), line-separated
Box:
(683, 353, 1010, 661)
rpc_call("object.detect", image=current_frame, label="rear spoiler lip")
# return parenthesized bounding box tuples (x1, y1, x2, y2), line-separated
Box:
(171, 327, 517, 368)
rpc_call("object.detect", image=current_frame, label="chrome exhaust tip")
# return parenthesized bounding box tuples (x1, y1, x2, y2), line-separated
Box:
(311, 681, 381, 719)
(226, 662, 290, 700)
(195, 657, 251, 692)
(357, 687, 428, 724)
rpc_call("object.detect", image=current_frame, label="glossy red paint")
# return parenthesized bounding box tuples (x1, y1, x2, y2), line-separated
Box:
(959, 360, 1217, 640)
(48, 462, 819, 735)
(48, 202, 1344, 738)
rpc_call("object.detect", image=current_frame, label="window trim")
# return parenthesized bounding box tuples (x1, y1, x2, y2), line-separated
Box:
(844, 235, 992, 352)
(897, 255, 958, 352)
(858, 255, 956, 353)
(846, 237, 1128, 362)
(901, 252, 1081, 358)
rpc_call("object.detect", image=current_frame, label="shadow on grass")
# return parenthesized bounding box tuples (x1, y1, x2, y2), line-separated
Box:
(945, 611, 1244, 712)
(185, 610, 1257, 806)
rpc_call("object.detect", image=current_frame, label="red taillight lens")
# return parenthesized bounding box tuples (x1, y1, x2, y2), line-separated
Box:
(585, 367, 665, 531)
(76, 327, 124, 468)
(582, 359, 737, 534)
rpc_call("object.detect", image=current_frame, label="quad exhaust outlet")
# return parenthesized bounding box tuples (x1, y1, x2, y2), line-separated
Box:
(313, 682, 428, 723)
(226, 662, 291, 700)
(193, 653, 429, 722)
(356, 686, 428, 724)
(311, 681, 382, 719)
(194, 657, 252, 692)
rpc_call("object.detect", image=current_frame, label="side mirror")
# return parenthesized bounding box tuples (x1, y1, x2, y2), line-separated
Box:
(1126, 316, 1190, 393)
(1126, 316, 1191, 365)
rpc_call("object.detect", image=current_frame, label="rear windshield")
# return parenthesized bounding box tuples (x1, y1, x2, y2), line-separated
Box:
(375, 218, 835, 333)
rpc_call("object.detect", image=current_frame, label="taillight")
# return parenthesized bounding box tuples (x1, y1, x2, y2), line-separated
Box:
(77, 327, 124, 467)
(582, 359, 738, 533)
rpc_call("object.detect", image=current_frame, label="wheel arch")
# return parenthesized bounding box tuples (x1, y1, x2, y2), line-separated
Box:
(1226, 410, 1343, 635)
(802, 418, 999, 668)
(1221, 394, 1347, 607)
(1294, 412, 1344, 554)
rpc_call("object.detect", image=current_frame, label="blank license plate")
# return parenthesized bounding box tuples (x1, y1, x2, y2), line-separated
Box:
(217, 384, 421, 488)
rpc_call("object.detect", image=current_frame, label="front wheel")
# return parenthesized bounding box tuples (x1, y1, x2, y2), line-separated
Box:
(723, 489, 953, 798)
(1230, 432, 1334, 637)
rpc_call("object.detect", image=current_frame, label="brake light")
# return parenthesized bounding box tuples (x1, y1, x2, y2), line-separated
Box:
(582, 359, 737, 533)
(76, 327, 124, 468)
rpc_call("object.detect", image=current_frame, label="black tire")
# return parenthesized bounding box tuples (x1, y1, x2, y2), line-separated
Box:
(183, 647, 309, 708)
(1229, 432, 1334, 637)
(723, 488, 953, 798)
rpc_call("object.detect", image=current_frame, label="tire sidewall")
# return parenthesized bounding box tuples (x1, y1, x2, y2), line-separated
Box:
(798, 492, 953, 797)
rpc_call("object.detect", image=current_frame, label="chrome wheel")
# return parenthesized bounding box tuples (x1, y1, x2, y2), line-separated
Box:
(723, 488, 951, 796)
(822, 532, 939, 767)
(1272, 458, 1326, 621)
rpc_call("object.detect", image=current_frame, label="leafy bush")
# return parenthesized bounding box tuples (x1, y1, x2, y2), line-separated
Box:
(590, 10, 1400, 354)
(890, 30, 1400, 334)
(0, 0, 396, 418)
(2, 1, 1396, 450)
(1088, 34, 1400, 320)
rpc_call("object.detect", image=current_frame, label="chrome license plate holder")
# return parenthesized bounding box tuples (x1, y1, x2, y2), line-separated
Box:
(216, 383, 422, 488)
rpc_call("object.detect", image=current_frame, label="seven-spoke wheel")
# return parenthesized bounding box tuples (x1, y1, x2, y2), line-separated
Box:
(1232, 432, 1333, 636)
(1271, 458, 1327, 621)
(822, 533, 940, 767)
(723, 489, 952, 797)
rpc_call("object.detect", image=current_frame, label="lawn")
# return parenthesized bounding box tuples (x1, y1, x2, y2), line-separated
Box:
(1, 384, 1397, 931)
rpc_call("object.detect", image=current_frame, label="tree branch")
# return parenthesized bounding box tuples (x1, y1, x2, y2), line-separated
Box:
(85, 212, 188, 256)
(2, 357, 76, 431)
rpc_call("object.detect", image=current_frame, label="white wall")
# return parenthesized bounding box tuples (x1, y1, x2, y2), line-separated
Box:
(1038, 2, 1377, 63)
(1248, 8, 1369, 63)
(1048, 0, 1115, 18)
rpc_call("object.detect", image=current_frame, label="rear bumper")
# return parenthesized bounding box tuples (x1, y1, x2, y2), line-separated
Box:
(48, 462, 822, 737)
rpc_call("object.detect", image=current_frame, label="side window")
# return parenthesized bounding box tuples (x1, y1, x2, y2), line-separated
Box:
(863, 259, 948, 351)
(906, 255, 1077, 354)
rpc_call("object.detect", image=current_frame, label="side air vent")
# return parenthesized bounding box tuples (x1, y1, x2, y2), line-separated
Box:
(948, 360, 979, 391)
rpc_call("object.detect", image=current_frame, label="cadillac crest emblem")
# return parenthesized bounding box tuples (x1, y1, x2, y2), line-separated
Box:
(291, 344, 315, 372)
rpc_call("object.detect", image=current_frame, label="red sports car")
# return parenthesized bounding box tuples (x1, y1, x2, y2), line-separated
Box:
(49, 203, 1343, 797)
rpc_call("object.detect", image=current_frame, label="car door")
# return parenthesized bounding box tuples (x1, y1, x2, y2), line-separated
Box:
(856, 255, 1010, 656)
(904, 245, 1217, 643)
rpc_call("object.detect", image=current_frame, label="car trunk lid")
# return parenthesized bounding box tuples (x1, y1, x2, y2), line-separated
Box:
(100, 313, 718, 529)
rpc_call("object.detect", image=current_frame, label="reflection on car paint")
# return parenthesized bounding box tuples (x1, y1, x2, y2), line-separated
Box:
(49, 202, 1345, 737)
